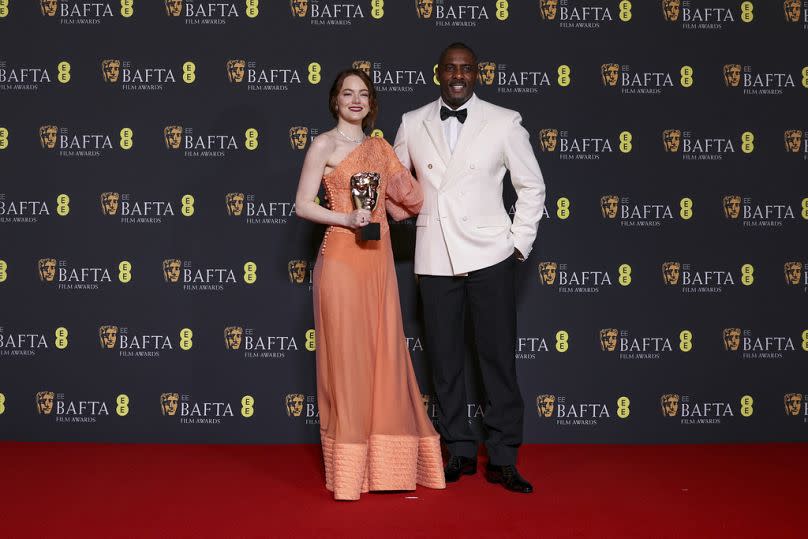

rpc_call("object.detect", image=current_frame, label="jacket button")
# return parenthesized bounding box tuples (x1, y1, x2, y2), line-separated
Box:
(428, 163, 433, 169)
(462, 216, 468, 222)
(469, 163, 476, 169)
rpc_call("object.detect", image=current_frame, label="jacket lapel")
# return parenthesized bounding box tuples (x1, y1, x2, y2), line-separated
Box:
(422, 99, 450, 168)
(442, 100, 487, 191)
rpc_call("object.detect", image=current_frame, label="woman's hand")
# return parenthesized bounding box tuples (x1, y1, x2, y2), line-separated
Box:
(345, 209, 372, 229)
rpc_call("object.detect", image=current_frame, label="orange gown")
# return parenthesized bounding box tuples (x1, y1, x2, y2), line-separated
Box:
(313, 137, 446, 500)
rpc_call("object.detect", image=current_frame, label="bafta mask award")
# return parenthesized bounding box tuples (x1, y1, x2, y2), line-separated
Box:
(350, 171, 381, 241)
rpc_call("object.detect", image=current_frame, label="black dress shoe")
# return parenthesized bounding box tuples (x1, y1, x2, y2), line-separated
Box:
(485, 464, 533, 493)
(444, 456, 477, 483)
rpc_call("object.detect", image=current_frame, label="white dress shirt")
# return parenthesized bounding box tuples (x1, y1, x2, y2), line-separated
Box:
(440, 93, 476, 153)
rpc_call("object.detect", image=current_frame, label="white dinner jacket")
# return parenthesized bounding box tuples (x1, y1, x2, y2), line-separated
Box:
(393, 96, 546, 276)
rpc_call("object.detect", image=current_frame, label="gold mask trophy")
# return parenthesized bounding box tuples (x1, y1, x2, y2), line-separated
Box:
(350, 171, 381, 241)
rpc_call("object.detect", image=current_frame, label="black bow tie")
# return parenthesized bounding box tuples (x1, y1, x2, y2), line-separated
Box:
(440, 106, 467, 124)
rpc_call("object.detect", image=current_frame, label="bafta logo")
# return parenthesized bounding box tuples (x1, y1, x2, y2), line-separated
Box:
(784, 0, 802, 22)
(539, 0, 558, 20)
(722, 328, 741, 351)
(38, 258, 56, 282)
(224, 326, 244, 350)
(415, 0, 433, 18)
(600, 195, 619, 219)
(784, 262, 802, 285)
(477, 62, 496, 86)
(39, 125, 58, 150)
(225, 192, 245, 216)
(538, 262, 557, 285)
(599, 329, 618, 352)
(288, 260, 308, 284)
(784, 393, 803, 416)
(39, 0, 57, 16)
(536, 394, 556, 418)
(289, 127, 309, 150)
(162, 259, 182, 283)
(601, 63, 619, 87)
(661, 0, 680, 22)
(722, 195, 741, 219)
(99, 325, 119, 349)
(285, 393, 304, 417)
(101, 192, 120, 216)
(662, 129, 681, 153)
(539, 129, 558, 152)
(661, 394, 680, 417)
(226, 59, 246, 83)
(164, 126, 183, 150)
(165, 0, 183, 16)
(290, 0, 308, 17)
(352, 60, 371, 78)
(421, 394, 431, 409)
(723, 64, 742, 87)
(160, 393, 179, 416)
(662, 262, 681, 285)
(784, 129, 802, 153)
(36, 391, 55, 415)
(101, 59, 121, 83)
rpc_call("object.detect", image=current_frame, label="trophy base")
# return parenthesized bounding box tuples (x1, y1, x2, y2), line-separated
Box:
(358, 222, 380, 241)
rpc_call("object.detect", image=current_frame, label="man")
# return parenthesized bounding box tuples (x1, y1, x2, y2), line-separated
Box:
(394, 42, 546, 494)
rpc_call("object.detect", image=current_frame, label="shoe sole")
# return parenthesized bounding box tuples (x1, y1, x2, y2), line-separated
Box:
(485, 472, 533, 493)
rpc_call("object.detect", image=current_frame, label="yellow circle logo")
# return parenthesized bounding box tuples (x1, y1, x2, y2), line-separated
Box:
(0, 127, 8, 150)
(0, 392, 5, 414)
(116, 394, 130, 416)
(245, 128, 259, 151)
(617, 396, 630, 419)
(118, 261, 132, 283)
(557, 65, 571, 87)
(182, 61, 196, 84)
(555, 330, 569, 352)
(619, 1, 632, 21)
(679, 197, 693, 220)
(181, 194, 195, 217)
(120, 0, 134, 17)
(308, 62, 321, 85)
(619, 131, 632, 153)
(556, 197, 570, 219)
(244, 261, 257, 284)
(495, 0, 509, 20)
(740, 1, 753, 23)
(55, 327, 69, 349)
(679, 330, 693, 352)
(241, 395, 255, 418)
(740, 395, 754, 417)
(741, 131, 755, 154)
(56, 194, 70, 216)
(0, 260, 7, 283)
(246, 0, 259, 18)
(618, 264, 632, 286)
(57, 61, 71, 84)
(120, 128, 133, 150)
(180, 328, 193, 350)
(741, 263, 754, 286)
(371, 0, 384, 18)
(305, 329, 316, 351)
(680, 66, 694, 88)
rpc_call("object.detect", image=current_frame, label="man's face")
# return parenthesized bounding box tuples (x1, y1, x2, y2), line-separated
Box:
(539, 263, 557, 285)
(663, 0, 680, 21)
(289, 128, 308, 149)
(416, 0, 433, 18)
(663, 263, 680, 285)
(438, 47, 477, 109)
(724, 65, 741, 87)
(289, 261, 307, 284)
(37, 392, 54, 414)
(40, 126, 57, 149)
(286, 394, 304, 416)
(477, 63, 495, 86)
(226, 194, 244, 216)
(662, 395, 679, 417)
(723, 329, 741, 351)
(540, 0, 558, 20)
(601, 196, 618, 218)
(663, 130, 681, 152)
(164, 127, 182, 149)
(103, 61, 120, 83)
(165, 0, 182, 16)
(785, 0, 801, 22)
(540, 129, 558, 152)
(785, 130, 802, 152)
(602, 64, 619, 86)
(40, 0, 57, 16)
(785, 263, 802, 285)
(600, 330, 618, 352)
(537, 395, 555, 417)
(785, 394, 802, 416)
(39, 259, 56, 281)
(227, 61, 245, 83)
(291, 0, 308, 17)
(723, 196, 741, 219)
(164, 260, 181, 283)
(100, 326, 118, 349)
(102, 193, 119, 215)
(161, 394, 179, 415)
(225, 328, 243, 349)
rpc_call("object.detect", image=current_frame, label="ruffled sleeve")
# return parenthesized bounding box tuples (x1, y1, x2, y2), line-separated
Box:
(384, 143, 423, 221)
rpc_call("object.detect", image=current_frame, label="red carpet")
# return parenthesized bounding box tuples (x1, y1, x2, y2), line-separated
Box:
(1, 443, 805, 538)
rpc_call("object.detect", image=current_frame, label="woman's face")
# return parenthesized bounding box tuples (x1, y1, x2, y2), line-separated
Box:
(336, 75, 370, 124)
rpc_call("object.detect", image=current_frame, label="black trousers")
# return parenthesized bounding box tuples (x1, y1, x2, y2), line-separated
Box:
(419, 256, 523, 465)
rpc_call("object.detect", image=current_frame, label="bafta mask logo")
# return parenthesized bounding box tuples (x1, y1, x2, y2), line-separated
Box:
(288, 260, 308, 284)
(99, 325, 119, 349)
(285, 393, 304, 417)
(224, 326, 244, 350)
(421, 394, 430, 409)
(662, 261, 681, 285)
(784, 0, 802, 22)
(226, 59, 246, 83)
(290, 0, 308, 17)
(663, 129, 681, 152)
(40, 0, 57, 16)
(723, 64, 742, 87)
(352, 60, 371, 78)
(36, 391, 55, 415)
(101, 59, 121, 83)
(536, 394, 556, 418)
(477, 62, 496, 86)
(38, 258, 56, 282)
(101, 192, 120, 216)
(160, 393, 179, 416)
(40, 125, 58, 149)
(784, 129, 803, 153)
(661, 0, 680, 22)
(601, 63, 619, 87)
(600, 195, 619, 219)
(164, 126, 183, 150)
(784, 393, 803, 416)
(722, 195, 741, 219)
(661, 393, 680, 417)
(538, 262, 557, 285)
(539, 0, 558, 20)
(539, 129, 558, 152)
(784, 262, 802, 285)
(165, 0, 183, 16)
(415, 0, 433, 18)
(162, 259, 182, 283)
(722, 328, 741, 351)
(599, 328, 619, 352)
(289, 127, 309, 150)
(225, 192, 245, 216)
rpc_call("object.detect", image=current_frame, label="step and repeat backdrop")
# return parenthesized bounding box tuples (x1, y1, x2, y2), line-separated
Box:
(0, 0, 806, 444)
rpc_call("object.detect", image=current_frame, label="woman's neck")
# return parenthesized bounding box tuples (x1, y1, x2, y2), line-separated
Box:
(335, 119, 364, 141)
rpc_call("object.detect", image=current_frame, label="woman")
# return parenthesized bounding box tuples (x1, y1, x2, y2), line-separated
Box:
(295, 69, 446, 501)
